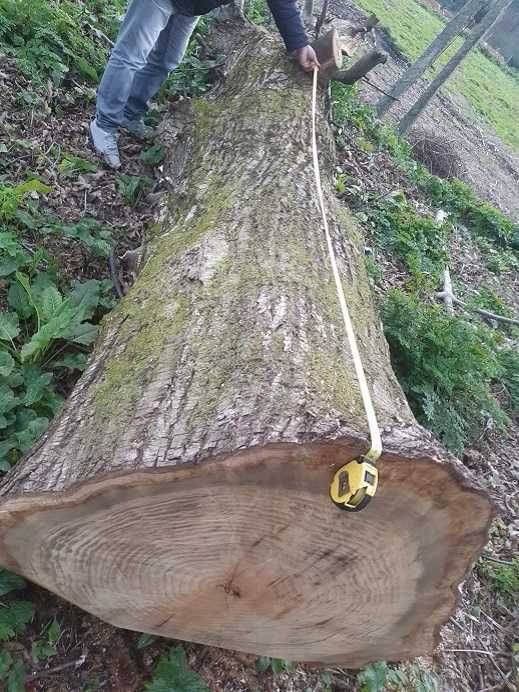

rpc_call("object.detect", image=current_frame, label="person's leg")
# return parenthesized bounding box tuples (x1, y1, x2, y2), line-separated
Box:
(95, 0, 174, 132)
(123, 11, 199, 124)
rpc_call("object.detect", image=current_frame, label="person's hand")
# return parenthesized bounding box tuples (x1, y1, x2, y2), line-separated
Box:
(295, 45, 320, 73)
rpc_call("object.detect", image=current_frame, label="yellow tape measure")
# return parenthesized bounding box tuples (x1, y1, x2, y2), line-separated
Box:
(310, 67, 382, 512)
(329, 457, 379, 512)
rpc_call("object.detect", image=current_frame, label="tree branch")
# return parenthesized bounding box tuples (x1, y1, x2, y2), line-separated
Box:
(332, 50, 387, 85)
(436, 267, 519, 326)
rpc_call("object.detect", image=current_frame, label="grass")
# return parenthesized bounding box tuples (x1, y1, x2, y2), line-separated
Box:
(355, 0, 519, 150)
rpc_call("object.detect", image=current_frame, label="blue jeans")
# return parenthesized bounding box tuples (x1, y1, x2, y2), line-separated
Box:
(96, 0, 199, 131)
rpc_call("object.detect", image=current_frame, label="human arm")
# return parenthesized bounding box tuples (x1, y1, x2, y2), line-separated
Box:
(266, 0, 320, 71)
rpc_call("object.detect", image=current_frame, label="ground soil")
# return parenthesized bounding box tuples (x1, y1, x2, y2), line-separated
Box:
(0, 3, 518, 689)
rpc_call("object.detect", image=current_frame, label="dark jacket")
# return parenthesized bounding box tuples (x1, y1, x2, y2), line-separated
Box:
(172, 0, 308, 52)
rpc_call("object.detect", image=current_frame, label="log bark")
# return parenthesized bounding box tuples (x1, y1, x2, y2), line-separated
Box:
(0, 15, 492, 665)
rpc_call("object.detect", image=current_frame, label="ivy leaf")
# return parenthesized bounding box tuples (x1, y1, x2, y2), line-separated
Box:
(145, 646, 209, 692)
(0, 570, 26, 596)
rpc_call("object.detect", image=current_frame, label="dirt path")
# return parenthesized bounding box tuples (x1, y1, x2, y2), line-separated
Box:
(330, 0, 519, 222)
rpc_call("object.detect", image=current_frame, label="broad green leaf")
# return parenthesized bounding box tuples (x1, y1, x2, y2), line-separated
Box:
(39, 389, 64, 416)
(145, 646, 209, 692)
(357, 661, 389, 692)
(0, 232, 29, 276)
(14, 417, 49, 452)
(136, 632, 156, 649)
(15, 179, 52, 196)
(20, 323, 54, 362)
(14, 209, 43, 230)
(0, 254, 28, 277)
(22, 367, 53, 405)
(14, 271, 31, 295)
(0, 569, 26, 596)
(6, 657, 25, 692)
(61, 220, 111, 258)
(47, 618, 60, 645)
(0, 600, 34, 640)
(0, 232, 21, 255)
(139, 144, 165, 166)
(0, 385, 19, 415)
(14, 407, 37, 430)
(39, 284, 63, 322)
(59, 154, 97, 176)
(63, 321, 98, 345)
(32, 639, 57, 662)
(52, 352, 88, 371)
(0, 312, 19, 341)
(256, 656, 271, 673)
(0, 437, 17, 459)
(0, 350, 14, 377)
(0, 649, 12, 679)
(69, 279, 101, 315)
(7, 282, 33, 320)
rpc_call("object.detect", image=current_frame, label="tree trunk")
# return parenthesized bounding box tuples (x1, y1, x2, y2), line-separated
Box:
(376, 0, 488, 117)
(0, 15, 492, 666)
(397, 0, 512, 135)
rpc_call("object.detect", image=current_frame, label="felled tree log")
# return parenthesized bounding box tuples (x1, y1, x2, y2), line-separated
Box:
(0, 16, 492, 666)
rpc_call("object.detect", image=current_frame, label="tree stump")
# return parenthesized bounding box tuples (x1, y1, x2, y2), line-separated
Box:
(0, 17, 492, 665)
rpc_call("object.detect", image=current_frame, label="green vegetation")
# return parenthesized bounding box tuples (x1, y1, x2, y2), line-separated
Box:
(0, 569, 34, 689)
(332, 82, 519, 454)
(355, 0, 519, 150)
(247, 0, 269, 25)
(117, 173, 154, 206)
(478, 557, 519, 603)
(361, 191, 448, 288)
(382, 290, 509, 453)
(0, 567, 62, 689)
(357, 660, 439, 691)
(0, 173, 117, 474)
(256, 656, 296, 676)
(145, 646, 209, 691)
(0, 0, 126, 84)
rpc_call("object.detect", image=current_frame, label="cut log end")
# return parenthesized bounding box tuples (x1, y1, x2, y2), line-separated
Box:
(0, 442, 491, 665)
(311, 29, 343, 82)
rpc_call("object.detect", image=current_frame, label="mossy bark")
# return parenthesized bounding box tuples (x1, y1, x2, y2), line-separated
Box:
(0, 15, 492, 666)
(0, 19, 412, 495)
